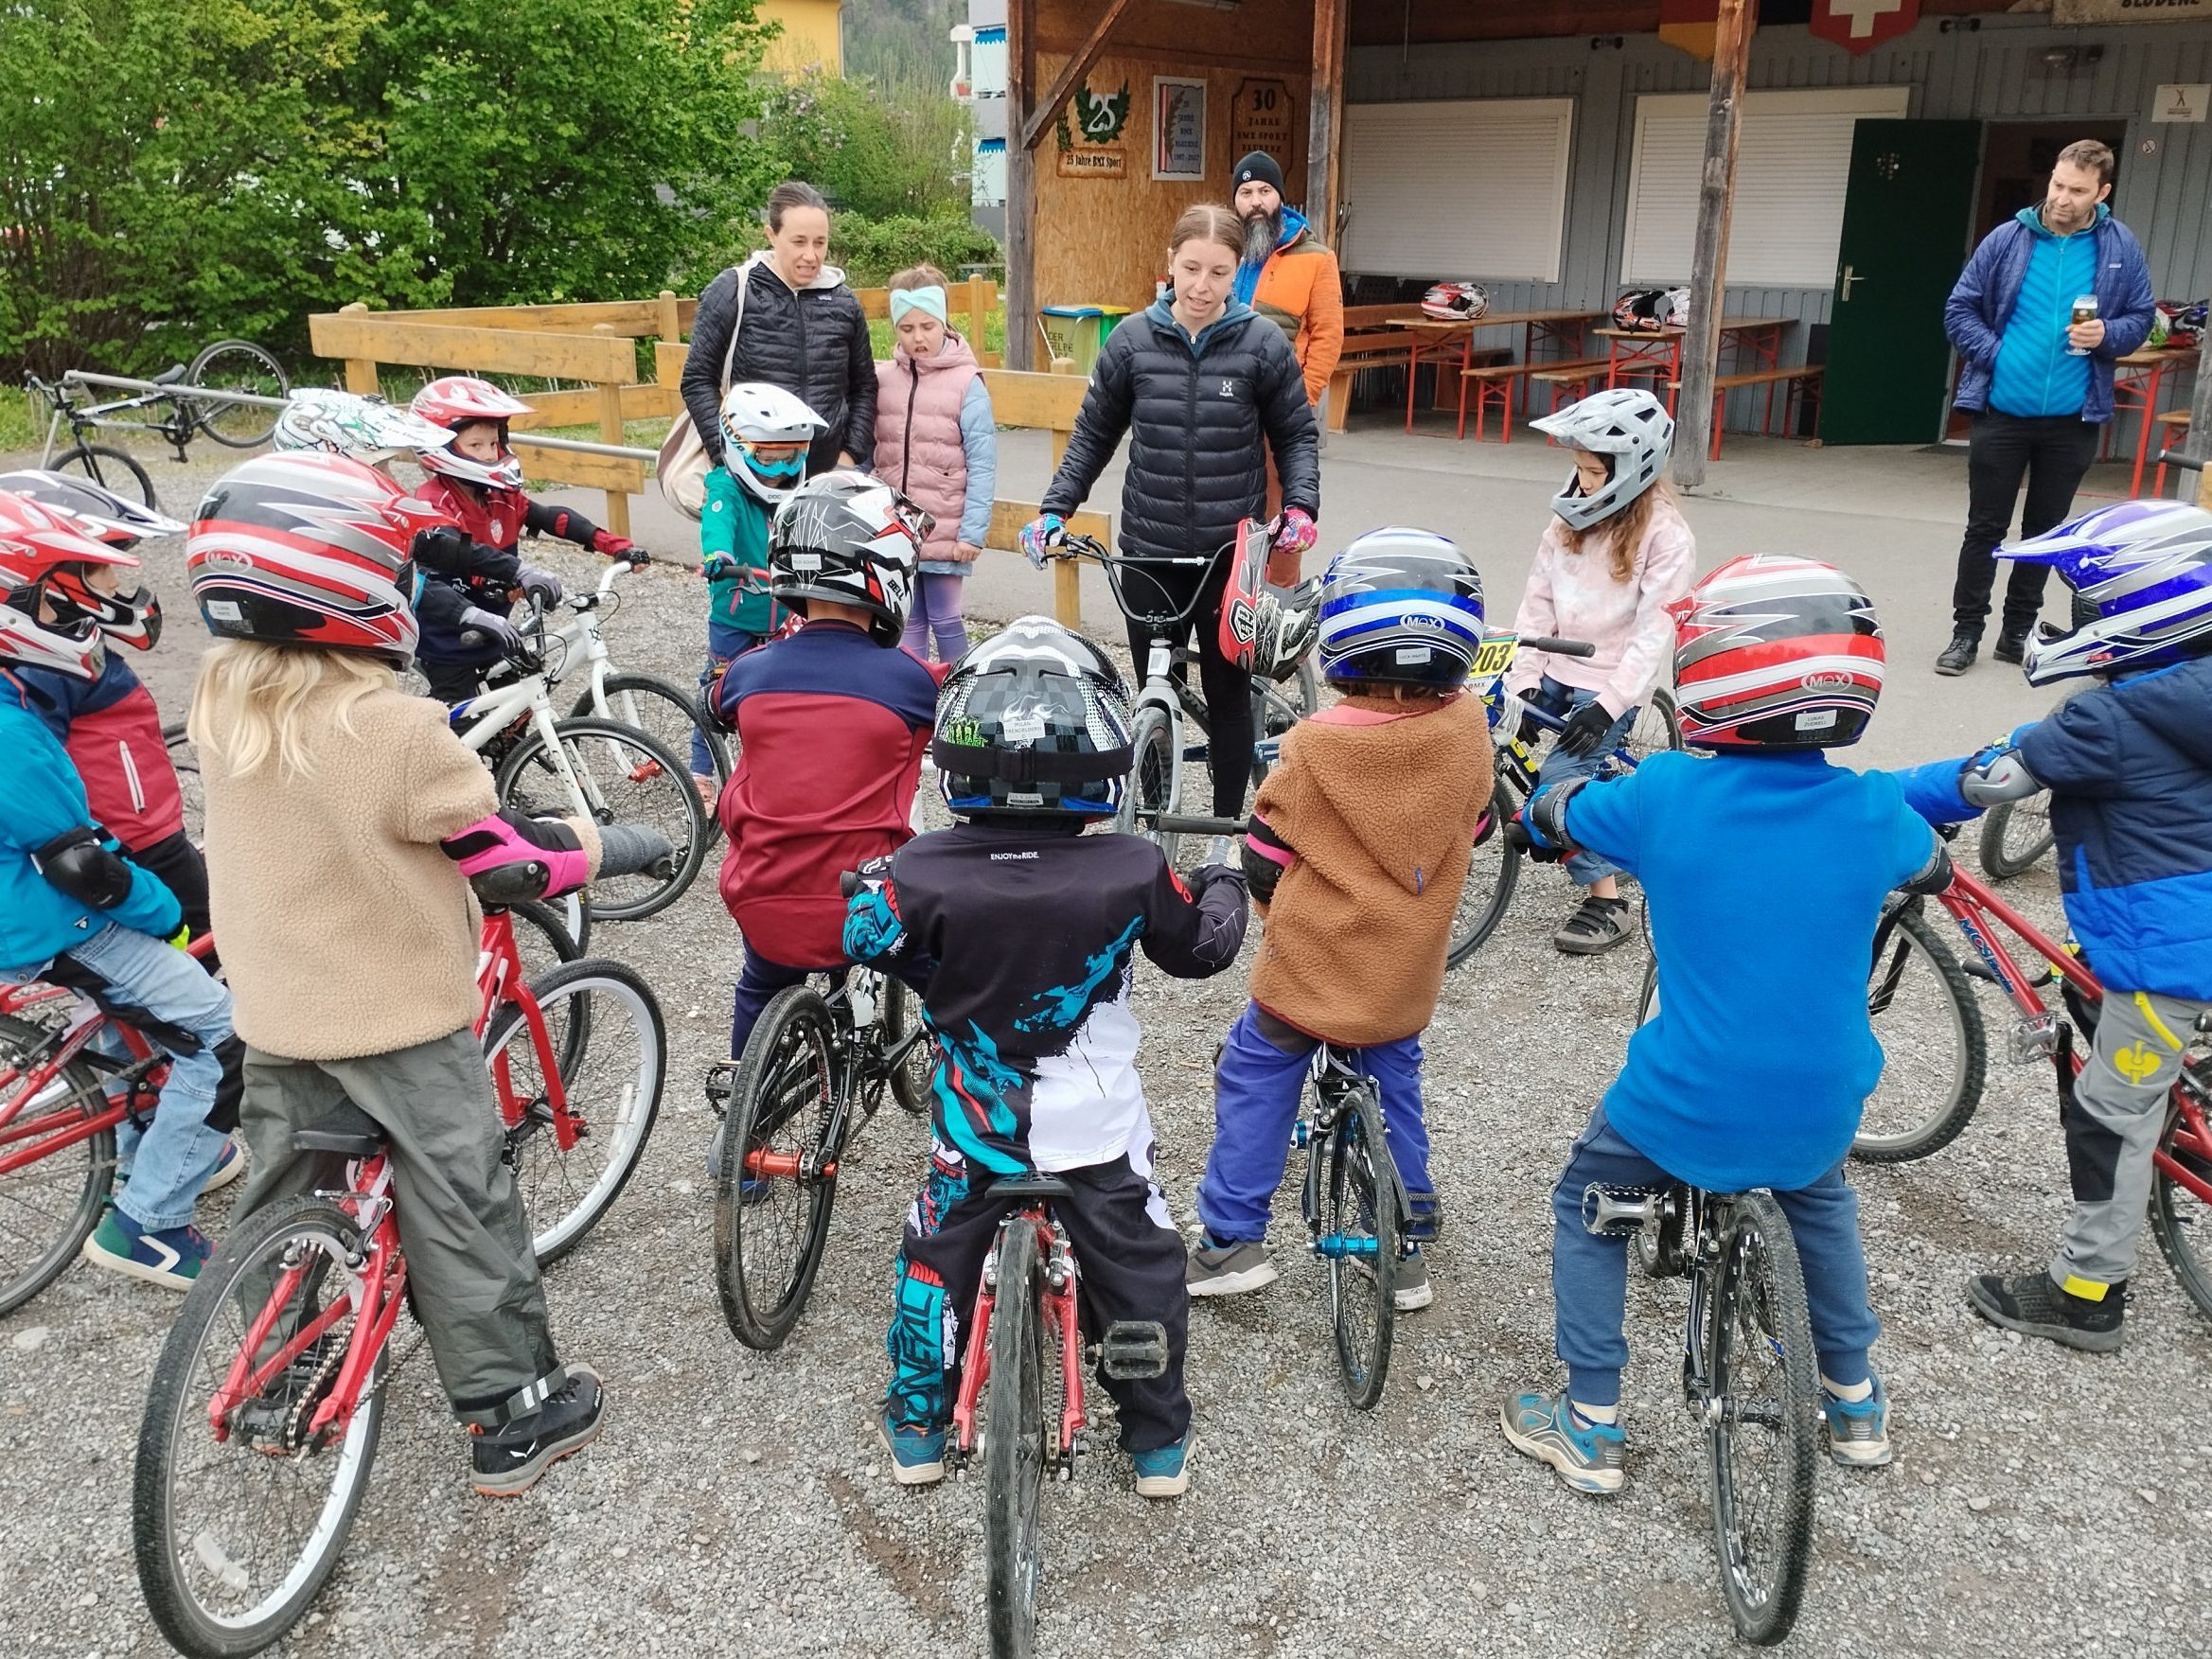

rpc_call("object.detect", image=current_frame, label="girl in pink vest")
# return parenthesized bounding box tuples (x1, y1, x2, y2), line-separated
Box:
(874, 265, 997, 662)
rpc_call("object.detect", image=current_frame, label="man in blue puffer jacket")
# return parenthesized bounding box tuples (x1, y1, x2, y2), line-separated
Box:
(1938, 139, 2155, 678)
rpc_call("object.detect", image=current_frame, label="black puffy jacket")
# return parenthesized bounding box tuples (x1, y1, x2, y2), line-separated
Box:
(681, 255, 877, 475)
(1041, 299, 1318, 560)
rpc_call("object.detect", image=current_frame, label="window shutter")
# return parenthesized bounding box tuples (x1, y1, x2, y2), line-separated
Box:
(1342, 99, 1576, 282)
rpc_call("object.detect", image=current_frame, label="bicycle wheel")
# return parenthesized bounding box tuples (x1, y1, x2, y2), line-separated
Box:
(985, 1215, 1047, 1659)
(481, 958, 664, 1266)
(574, 671, 729, 829)
(0, 1015, 116, 1316)
(507, 899, 581, 986)
(1977, 792, 2055, 882)
(1851, 905, 1988, 1163)
(162, 722, 204, 847)
(186, 340, 288, 448)
(881, 977, 937, 1118)
(134, 1195, 383, 1659)
(1323, 1085, 1399, 1410)
(1445, 778, 1523, 970)
(1621, 686, 1685, 766)
(1705, 1191, 1819, 1647)
(493, 715, 709, 923)
(715, 986, 841, 1350)
(53, 443, 156, 509)
(1114, 705, 1182, 867)
(2150, 1069, 2212, 1323)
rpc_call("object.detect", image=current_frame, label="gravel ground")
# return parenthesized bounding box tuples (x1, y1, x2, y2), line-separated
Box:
(2, 447, 2209, 1659)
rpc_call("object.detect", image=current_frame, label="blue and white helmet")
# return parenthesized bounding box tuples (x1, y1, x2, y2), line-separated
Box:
(1317, 528, 1485, 690)
(2003, 501, 2212, 685)
(933, 617, 1132, 819)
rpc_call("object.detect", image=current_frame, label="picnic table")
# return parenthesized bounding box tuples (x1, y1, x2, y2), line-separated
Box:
(2109, 345, 2199, 499)
(1591, 317, 1796, 416)
(1387, 309, 1609, 432)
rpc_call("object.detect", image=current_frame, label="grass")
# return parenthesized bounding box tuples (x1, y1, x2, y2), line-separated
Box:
(0, 386, 38, 452)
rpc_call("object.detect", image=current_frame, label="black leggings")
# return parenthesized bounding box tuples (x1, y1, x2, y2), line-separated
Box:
(1119, 556, 1252, 820)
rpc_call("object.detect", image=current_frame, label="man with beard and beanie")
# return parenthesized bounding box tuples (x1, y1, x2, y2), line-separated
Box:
(1232, 150, 1342, 586)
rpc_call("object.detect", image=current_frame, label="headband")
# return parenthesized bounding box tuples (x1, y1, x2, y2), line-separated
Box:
(889, 286, 949, 325)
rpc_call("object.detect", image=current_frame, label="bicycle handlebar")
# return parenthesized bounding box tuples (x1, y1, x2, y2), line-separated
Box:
(2156, 448, 2204, 475)
(1521, 634, 1598, 659)
(840, 869, 863, 899)
(1141, 812, 1250, 837)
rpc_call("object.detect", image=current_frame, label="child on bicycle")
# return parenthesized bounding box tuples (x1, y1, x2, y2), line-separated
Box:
(695, 383, 825, 792)
(1500, 388, 1695, 957)
(404, 376, 638, 704)
(1916, 502, 2212, 1354)
(1502, 555, 1951, 1494)
(1185, 530, 1493, 1313)
(0, 490, 237, 1290)
(186, 451, 611, 1494)
(874, 264, 997, 664)
(843, 616, 1249, 1494)
(707, 470, 938, 1165)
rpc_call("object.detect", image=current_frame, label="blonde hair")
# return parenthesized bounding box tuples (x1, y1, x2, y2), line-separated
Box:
(1562, 476, 1676, 585)
(187, 641, 394, 783)
(887, 263, 950, 291)
(1168, 204, 1244, 264)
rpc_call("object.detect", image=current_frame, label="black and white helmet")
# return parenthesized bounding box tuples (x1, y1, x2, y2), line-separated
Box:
(274, 388, 455, 465)
(933, 617, 1133, 820)
(1529, 389, 1674, 532)
(769, 470, 925, 646)
(1420, 281, 1490, 323)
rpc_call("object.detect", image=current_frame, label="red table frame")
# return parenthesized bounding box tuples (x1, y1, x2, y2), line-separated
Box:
(1597, 318, 1793, 418)
(2106, 348, 2197, 500)
(1397, 311, 1606, 433)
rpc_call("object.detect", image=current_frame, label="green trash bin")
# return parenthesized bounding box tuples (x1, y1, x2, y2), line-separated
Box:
(1039, 305, 1133, 376)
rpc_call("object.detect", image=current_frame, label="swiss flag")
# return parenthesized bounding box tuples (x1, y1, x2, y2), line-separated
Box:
(1810, 0, 1920, 54)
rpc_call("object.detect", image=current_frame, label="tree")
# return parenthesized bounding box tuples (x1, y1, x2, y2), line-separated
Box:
(757, 68, 969, 222)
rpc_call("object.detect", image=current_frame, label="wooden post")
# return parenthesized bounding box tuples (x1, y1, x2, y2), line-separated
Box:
(338, 302, 381, 396)
(2190, 348, 2212, 512)
(1308, 0, 1349, 242)
(1006, 0, 1037, 372)
(593, 325, 630, 537)
(657, 289, 681, 344)
(1670, 0, 1754, 493)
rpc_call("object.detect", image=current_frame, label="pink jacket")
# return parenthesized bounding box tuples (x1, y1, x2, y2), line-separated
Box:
(875, 332, 981, 566)
(1505, 494, 1695, 716)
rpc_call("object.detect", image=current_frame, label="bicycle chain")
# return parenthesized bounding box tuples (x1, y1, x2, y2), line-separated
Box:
(279, 1312, 355, 1452)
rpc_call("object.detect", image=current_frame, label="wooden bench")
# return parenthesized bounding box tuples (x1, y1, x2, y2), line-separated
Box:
(1325, 330, 1421, 433)
(2152, 409, 2193, 500)
(1528, 361, 1616, 436)
(1458, 357, 1610, 443)
(1665, 364, 1824, 460)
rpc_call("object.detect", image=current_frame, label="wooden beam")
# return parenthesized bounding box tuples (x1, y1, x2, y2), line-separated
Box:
(1021, 0, 1139, 153)
(1035, 37, 1304, 75)
(1006, 0, 1038, 372)
(1670, 0, 1753, 492)
(308, 313, 638, 383)
(2191, 353, 2212, 512)
(1308, 0, 1348, 240)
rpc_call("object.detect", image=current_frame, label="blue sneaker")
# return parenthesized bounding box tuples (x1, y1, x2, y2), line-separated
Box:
(877, 1410, 946, 1487)
(1500, 1389, 1626, 1495)
(1131, 1432, 1196, 1499)
(81, 1209, 211, 1291)
(1822, 1379, 1893, 1468)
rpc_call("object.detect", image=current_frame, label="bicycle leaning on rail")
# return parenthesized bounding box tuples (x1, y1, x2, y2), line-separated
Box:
(23, 344, 291, 506)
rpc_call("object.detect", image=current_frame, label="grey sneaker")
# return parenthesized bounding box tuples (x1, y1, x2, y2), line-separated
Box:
(1393, 1248, 1433, 1312)
(1822, 1379, 1893, 1468)
(1200, 835, 1235, 869)
(1185, 1234, 1278, 1297)
(1553, 894, 1632, 956)
(1500, 1389, 1626, 1495)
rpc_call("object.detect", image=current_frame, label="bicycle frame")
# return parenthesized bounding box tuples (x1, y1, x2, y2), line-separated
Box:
(476, 908, 584, 1155)
(27, 375, 192, 464)
(734, 968, 920, 1185)
(1472, 633, 1650, 790)
(949, 1204, 1087, 1470)
(1299, 1048, 1415, 1259)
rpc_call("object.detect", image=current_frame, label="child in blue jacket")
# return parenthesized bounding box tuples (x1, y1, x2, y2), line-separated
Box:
(1501, 556, 1949, 1494)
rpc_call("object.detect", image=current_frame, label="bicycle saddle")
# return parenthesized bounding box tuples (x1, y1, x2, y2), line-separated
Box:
(292, 1100, 387, 1157)
(150, 364, 187, 385)
(986, 1174, 1075, 1201)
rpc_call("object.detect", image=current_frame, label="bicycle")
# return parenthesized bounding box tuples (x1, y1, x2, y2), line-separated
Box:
(944, 1173, 1172, 1659)
(24, 344, 290, 505)
(711, 878, 936, 1350)
(1976, 789, 2054, 881)
(1449, 631, 1685, 967)
(1584, 1179, 1823, 1646)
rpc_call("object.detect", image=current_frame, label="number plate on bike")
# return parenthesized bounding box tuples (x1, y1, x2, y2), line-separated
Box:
(1470, 633, 1518, 687)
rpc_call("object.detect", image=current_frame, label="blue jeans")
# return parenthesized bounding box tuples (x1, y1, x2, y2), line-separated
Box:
(1195, 1004, 1432, 1244)
(7, 923, 235, 1231)
(698, 619, 760, 777)
(1529, 676, 1636, 887)
(1549, 1104, 1880, 1408)
(730, 939, 930, 1061)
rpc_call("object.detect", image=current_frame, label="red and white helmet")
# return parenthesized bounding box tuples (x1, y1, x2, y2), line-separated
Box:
(408, 375, 535, 489)
(0, 491, 138, 679)
(1671, 555, 1885, 750)
(187, 453, 454, 665)
(1420, 282, 1490, 323)
(0, 473, 169, 648)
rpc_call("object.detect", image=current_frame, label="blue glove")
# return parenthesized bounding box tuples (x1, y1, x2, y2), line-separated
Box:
(1020, 514, 1066, 570)
(701, 552, 735, 583)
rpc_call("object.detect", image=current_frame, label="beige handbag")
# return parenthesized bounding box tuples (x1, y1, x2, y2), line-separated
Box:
(657, 269, 748, 521)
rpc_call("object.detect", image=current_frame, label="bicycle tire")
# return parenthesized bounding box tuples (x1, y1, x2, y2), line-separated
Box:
(0, 1014, 116, 1316)
(481, 957, 664, 1265)
(1850, 906, 1988, 1164)
(715, 986, 841, 1350)
(1325, 1085, 1399, 1410)
(53, 443, 156, 509)
(985, 1215, 1046, 1659)
(186, 339, 288, 449)
(2150, 1071, 2212, 1324)
(1705, 1191, 1819, 1647)
(1977, 793, 2055, 882)
(574, 671, 729, 840)
(1445, 778, 1523, 970)
(881, 977, 936, 1118)
(493, 715, 710, 923)
(1114, 704, 1182, 867)
(134, 1195, 383, 1658)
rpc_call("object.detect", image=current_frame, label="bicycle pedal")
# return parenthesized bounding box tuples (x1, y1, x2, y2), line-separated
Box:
(1099, 1320, 1170, 1381)
(1581, 1183, 1658, 1236)
(703, 1062, 735, 1114)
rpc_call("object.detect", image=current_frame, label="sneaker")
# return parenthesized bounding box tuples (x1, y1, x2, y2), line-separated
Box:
(202, 1138, 247, 1193)
(1500, 1389, 1626, 1496)
(1822, 1379, 1893, 1468)
(1553, 894, 1632, 956)
(705, 1121, 770, 1203)
(469, 1364, 606, 1497)
(1934, 632, 1980, 677)
(1393, 1248, 1434, 1313)
(81, 1209, 210, 1291)
(876, 1410, 947, 1487)
(1967, 1270, 2127, 1354)
(1131, 1432, 1195, 1499)
(1991, 627, 2031, 666)
(1200, 835, 1235, 869)
(691, 772, 719, 805)
(1185, 1233, 1278, 1297)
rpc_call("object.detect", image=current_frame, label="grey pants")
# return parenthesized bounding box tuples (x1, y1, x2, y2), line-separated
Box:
(235, 1028, 558, 1418)
(2055, 988, 2210, 1291)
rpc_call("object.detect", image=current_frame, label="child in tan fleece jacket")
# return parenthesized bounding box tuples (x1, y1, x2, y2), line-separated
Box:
(1187, 529, 1494, 1311)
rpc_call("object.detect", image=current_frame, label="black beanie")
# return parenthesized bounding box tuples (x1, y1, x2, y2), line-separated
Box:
(1231, 150, 1285, 195)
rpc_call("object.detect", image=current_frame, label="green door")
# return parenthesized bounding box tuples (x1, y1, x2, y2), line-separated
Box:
(1820, 119, 1982, 447)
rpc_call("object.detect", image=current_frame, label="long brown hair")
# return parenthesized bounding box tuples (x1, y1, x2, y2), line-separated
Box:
(1562, 475, 1675, 584)
(1168, 203, 1244, 264)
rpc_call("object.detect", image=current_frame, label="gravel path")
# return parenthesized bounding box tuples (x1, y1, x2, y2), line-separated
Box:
(1, 450, 2208, 1659)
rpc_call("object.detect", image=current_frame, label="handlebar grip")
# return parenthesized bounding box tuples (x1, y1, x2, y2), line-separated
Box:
(1145, 813, 1250, 838)
(459, 628, 485, 648)
(840, 870, 862, 899)
(1524, 635, 1599, 659)
(595, 822, 677, 883)
(2156, 449, 2204, 474)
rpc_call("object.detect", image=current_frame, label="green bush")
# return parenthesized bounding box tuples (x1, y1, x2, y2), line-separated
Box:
(757, 69, 972, 221)
(678, 211, 1000, 292)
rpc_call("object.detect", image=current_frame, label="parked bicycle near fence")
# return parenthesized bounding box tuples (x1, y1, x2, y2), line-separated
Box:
(23, 345, 290, 507)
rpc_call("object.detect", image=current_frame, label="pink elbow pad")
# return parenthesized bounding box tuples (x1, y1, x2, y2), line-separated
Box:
(440, 810, 592, 898)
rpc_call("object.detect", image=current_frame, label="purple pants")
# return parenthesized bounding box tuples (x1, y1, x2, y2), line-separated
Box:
(902, 572, 969, 663)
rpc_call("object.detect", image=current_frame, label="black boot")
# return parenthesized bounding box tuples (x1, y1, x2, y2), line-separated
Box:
(1934, 631, 1980, 677)
(1991, 627, 2032, 665)
(469, 1364, 607, 1495)
(1967, 1272, 2126, 1354)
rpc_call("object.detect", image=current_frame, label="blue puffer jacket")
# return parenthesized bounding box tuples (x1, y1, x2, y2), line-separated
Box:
(1943, 204, 2156, 426)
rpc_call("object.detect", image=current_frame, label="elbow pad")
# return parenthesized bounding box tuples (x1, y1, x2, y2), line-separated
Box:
(32, 825, 137, 911)
(1241, 822, 1294, 905)
(1960, 746, 2044, 808)
(1526, 776, 1591, 853)
(1899, 843, 1956, 898)
(441, 810, 592, 904)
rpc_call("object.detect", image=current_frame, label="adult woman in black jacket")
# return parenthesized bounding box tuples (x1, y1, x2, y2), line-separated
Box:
(681, 181, 876, 476)
(1027, 203, 1320, 820)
